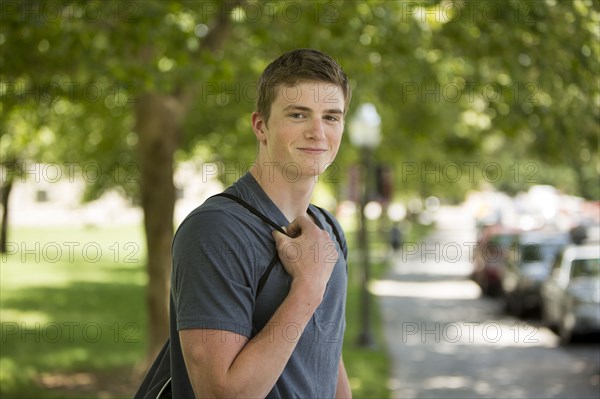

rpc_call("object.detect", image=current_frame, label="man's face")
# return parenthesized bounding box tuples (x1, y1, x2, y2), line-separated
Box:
(253, 81, 345, 180)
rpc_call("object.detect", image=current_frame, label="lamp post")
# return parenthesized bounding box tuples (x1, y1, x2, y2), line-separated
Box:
(349, 103, 381, 348)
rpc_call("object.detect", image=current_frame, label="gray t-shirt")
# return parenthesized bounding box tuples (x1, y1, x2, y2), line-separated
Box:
(170, 172, 348, 398)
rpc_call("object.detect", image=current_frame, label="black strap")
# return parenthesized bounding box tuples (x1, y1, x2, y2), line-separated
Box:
(211, 192, 285, 297)
(256, 256, 279, 298)
(215, 194, 344, 254)
(214, 192, 286, 235)
(313, 205, 346, 260)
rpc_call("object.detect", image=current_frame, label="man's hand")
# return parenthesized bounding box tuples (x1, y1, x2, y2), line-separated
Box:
(272, 215, 339, 302)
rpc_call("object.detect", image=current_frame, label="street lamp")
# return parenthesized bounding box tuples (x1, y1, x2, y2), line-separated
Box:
(349, 103, 381, 348)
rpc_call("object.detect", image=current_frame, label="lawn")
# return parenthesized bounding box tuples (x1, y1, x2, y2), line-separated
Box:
(1, 225, 147, 398)
(0, 221, 426, 398)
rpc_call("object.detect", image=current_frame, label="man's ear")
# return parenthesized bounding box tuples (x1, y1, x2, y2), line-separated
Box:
(251, 112, 267, 142)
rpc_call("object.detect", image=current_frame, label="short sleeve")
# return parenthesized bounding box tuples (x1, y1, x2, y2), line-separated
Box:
(171, 210, 256, 338)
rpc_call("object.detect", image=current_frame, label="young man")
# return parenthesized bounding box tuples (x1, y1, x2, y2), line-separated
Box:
(171, 49, 352, 398)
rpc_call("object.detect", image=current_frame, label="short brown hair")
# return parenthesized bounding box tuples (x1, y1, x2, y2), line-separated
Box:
(256, 49, 352, 124)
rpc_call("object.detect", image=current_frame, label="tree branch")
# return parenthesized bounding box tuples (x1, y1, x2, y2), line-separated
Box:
(178, 0, 246, 110)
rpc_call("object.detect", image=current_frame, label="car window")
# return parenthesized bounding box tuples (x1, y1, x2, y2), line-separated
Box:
(496, 235, 515, 248)
(520, 243, 564, 264)
(571, 258, 600, 278)
(521, 244, 541, 262)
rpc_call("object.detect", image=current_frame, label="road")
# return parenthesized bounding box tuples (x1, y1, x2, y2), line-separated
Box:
(374, 206, 600, 399)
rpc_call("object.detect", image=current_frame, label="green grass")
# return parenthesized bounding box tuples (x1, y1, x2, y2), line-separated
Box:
(0, 222, 429, 398)
(1, 225, 147, 398)
(342, 256, 390, 398)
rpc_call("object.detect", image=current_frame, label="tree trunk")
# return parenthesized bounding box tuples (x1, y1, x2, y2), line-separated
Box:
(135, 93, 181, 360)
(0, 173, 14, 253)
(0, 161, 18, 254)
(132, 1, 241, 363)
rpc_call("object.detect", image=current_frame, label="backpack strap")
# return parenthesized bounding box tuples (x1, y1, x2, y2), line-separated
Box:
(312, 205, 346, 261)
(256, 256, 279, 298)
(211, 192, 285, 298)
(214, 192, 286, 235)
(211, 193, 347, 296)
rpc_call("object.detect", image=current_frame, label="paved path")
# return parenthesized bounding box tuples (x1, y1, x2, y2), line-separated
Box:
(375, 206, 600, 399)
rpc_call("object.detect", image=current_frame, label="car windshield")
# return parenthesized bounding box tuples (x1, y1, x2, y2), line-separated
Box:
(494, 234, 515, 248)
(521, 244, 541, 262)
(571, 258, 600, 278)
(521, 243, 562, 263)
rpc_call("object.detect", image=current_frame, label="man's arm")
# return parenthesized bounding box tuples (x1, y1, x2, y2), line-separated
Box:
(336, 356, 352, 398)
(180, 215, 338, 398)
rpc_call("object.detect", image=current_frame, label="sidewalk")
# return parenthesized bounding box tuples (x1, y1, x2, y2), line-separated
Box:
(375, 211, 481, 398)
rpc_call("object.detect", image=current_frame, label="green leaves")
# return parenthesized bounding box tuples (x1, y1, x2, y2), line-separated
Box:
(2, 0, 598, 200)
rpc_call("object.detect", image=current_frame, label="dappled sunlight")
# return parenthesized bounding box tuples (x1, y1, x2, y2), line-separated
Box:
(372, 278, 560, 348)
(36, 370, 135, 397)
(38, 371, 94, 389)
(0, 309, 51, 325)
(423, 375, 471, 390)
(370, 278, 481, 300)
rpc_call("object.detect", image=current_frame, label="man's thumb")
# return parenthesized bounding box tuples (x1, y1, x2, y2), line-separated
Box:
(272, 227, 287, 241)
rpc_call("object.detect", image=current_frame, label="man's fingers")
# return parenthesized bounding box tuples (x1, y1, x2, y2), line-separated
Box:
(286, 215, 317, 237)
(285, 219, 301, 237)
(272, 229, 287, 242)
(274, 215, 320, 246)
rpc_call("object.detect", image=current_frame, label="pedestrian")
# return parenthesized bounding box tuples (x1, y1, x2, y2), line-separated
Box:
(390, 222, 403, 252)
(170, 49, 352, 397)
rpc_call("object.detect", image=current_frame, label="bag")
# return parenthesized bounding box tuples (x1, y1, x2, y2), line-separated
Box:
(134, 192, 344, 399)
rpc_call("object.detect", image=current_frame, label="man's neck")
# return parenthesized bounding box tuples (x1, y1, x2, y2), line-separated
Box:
(250, 164, 314, 223)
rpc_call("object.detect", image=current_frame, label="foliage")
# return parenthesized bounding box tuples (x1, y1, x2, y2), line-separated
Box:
(2, 0, 598, 201)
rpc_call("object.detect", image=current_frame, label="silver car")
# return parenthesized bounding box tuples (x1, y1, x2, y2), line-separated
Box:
(502, 231, 569, 316)
(541, 243, 600, 343)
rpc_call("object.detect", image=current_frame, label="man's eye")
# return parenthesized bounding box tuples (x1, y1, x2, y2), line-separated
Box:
(289, 113, 306, 119)
(324, 115, 339, 122)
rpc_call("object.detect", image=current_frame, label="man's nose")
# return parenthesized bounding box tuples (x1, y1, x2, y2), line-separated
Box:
(307, 118, 325, 140)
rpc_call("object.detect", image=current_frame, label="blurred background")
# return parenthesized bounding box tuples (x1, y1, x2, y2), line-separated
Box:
(1, 1, 598, 398)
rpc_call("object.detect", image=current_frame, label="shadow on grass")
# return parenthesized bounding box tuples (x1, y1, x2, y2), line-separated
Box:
(1, 274, 147, 398)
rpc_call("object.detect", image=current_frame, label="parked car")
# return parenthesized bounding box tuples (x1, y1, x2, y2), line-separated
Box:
(541, 243, 600, 343)
(471, 225, 519, 296)
(502, 230, 570, 316)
